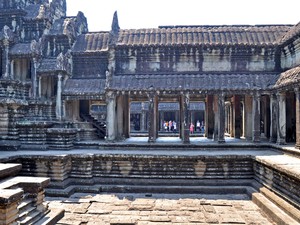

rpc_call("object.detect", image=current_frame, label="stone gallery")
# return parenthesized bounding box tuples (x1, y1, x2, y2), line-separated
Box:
(0, 0, 300, 225)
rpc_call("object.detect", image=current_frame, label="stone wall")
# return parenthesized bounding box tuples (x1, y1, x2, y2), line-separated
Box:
(115, 46, 277, 74)
(281, 37, 300, 70)
(254, 160, 300, 209)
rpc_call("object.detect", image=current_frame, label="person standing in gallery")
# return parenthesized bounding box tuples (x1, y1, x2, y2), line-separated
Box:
(190, 123, 194, 134)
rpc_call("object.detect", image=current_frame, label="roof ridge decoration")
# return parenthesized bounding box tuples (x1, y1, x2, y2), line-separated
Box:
(55, 51, 71, 74)
(110, 11, 120, 46)
(280, 21, 300, 45)
(0, 25, 14, 42)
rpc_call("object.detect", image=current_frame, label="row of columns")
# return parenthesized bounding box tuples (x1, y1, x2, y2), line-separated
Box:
(104, 90, 300, 148)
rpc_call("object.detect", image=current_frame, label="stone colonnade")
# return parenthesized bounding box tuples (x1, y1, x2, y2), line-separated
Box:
(105, 90, 298, 145)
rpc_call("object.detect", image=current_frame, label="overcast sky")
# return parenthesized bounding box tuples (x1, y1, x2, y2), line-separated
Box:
(66, 0, 300, 32)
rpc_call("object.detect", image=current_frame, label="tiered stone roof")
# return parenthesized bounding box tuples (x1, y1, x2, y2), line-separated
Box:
(63, 78, 106, 96)
(116, 25, 291, 47)
(275, 66, 300, 88)
(111, 73, 277, 92)
(9, 43, 31, 56)
(280, 22, 300, 45)
(72, 32, 110, 53)
(37, 58, 57, 74)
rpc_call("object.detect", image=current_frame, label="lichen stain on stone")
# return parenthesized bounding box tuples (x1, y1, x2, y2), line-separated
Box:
(105, 161, 112, 173)
(222, 162, 229, 177)
(195, 160, 206, 177)
(117, 160, 132, 176)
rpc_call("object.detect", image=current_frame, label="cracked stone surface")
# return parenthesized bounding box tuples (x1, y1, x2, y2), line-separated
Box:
(46, 193, 276, 225)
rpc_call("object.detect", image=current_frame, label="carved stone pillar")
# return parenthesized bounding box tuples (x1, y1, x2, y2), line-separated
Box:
(38, 76, 42, 98)
(213, 95, 219, 141)
(106, 91, 116, 141)
(116, 95, 124, 140)
(277, 92, 286, 145)
(295, 88, 300, 148)
(269, 94, 278, 143)
(182, 93, 190, 144)
(205, 95, 215, 139)
(32, 58, 38, 98)
(252, 92, 261, 142)
(244, 95, 253, 141)
(233, 95, 241, 138)
(3, 39, 10, 79)
(147, 90, 157, 143)
(123, 95, 130, 138)
(10, 59, 14, 79)
(141, 102, 146, 132)
(62, 99, 66, 120)
(55, 74, 62, 121)
(230, 103, 234, 137)
(218, 93, 225, 143)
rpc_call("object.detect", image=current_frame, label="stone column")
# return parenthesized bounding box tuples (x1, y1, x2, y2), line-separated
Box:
(213, 95, 219, 141)
(179, 97, 183, 139)
(230, 103, 234, 137)
(233, 95, 241, 138)
(295, 88, 300, 148)
(252, 92, 261, 142)
(277, 92, 286, 145)
(160, 111, 164, 131)
(148, 91, 157, 143)
(244, 95, 253, 141)
(106, 91, 117, 141)
(38, 76, 42, 98)
(3, 39, 10, 79)
(55, 73, 62, 121)
(141, 102, 146, 132)
(10, 59, 14, 79)
(205, 95, 214, 139)
(32, 58, 38, 98)
(182, 93, 190, 143)
(218, 93, 225, 143)
(123, 95, 130, 138)
(269, 94, 278, 143)
(62, 99, 66, 120)
(116, 95, 124, 140)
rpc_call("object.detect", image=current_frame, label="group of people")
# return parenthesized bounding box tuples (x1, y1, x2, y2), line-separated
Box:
(190, 120, 204, 134)
(163, 120, 204, 134)
(163, 120, 177, 132)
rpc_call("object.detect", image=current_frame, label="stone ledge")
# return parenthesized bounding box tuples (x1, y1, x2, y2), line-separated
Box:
(0, 177, 50, 193)
(0, 163, 22, 179)
(0, 189, 23, 205)
(33, 208, 64, 225)
(252, 190, 299, 225)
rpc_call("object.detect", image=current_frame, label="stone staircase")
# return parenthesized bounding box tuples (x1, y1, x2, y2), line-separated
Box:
(0, 163, 64, 225)
(80, 114, 106, 139)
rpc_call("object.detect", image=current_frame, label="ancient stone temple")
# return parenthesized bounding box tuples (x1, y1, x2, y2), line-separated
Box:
(1, 1, 300, 225)
(0, 1, 299, 148)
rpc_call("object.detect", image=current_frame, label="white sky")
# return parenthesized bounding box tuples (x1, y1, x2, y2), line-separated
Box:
(66, 0, 300, 32)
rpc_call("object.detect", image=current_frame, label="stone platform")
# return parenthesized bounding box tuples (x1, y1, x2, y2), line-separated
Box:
(0, 138, 300, 224)
(47, 192, 277, 225)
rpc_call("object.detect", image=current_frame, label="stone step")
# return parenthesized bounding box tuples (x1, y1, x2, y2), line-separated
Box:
(0, 163, 22, 179)
(19, 210, 42, 225)
(34, 208, 64, 225)
(18, 206, 37, 222)
(17, 197, 34, 211)
(46, 183, 252, 197)
(252, 191, 300, 225)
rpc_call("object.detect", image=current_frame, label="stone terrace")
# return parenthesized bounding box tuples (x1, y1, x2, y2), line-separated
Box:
(1, 139, 300, 225)
(47, 193, 276, 225)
